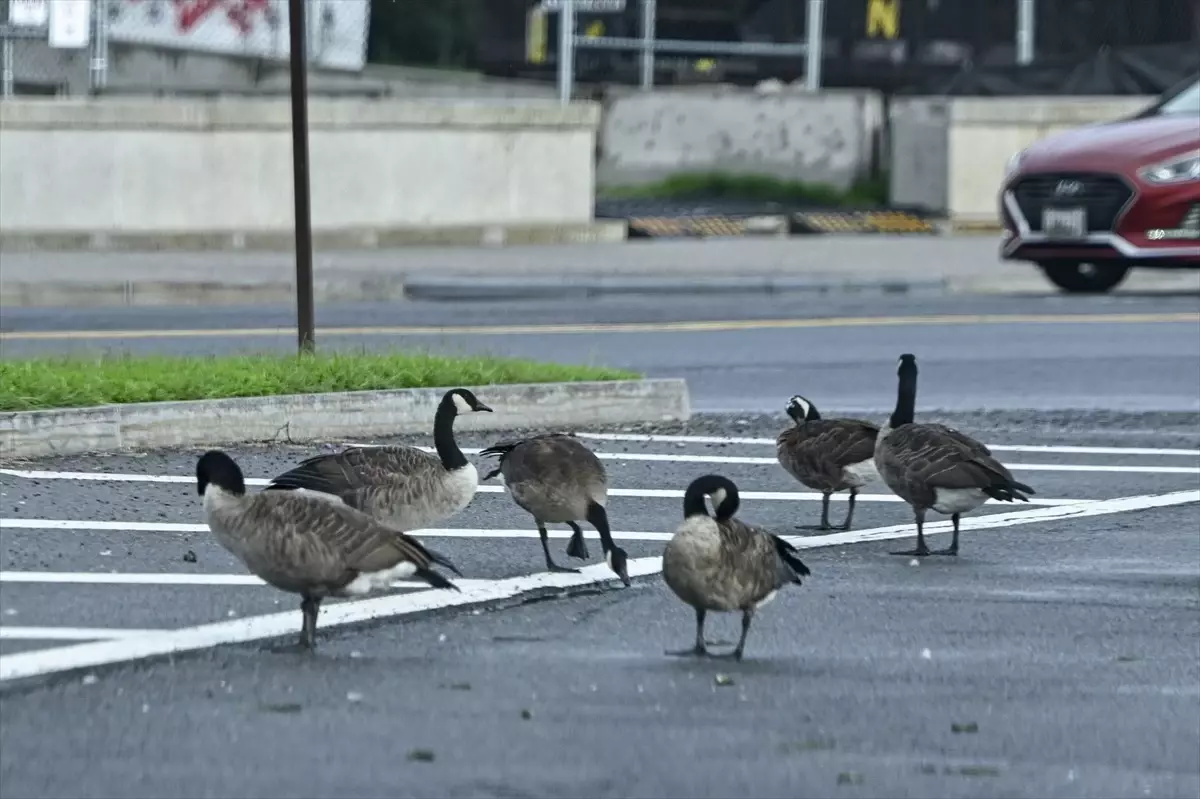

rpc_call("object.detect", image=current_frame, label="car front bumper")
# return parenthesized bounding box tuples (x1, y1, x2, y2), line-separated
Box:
(999, 172, 1200, 266)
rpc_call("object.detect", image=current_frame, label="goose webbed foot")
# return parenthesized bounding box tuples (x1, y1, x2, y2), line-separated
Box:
(666, 608, 709, 658)
(890, 544, 931, 557)
(665, 644, 709, 658)
(931, 514, 961, 556)
(890, 513, 930, 557)
(712, 609, 754, 662)
(539, 524, 581, 573)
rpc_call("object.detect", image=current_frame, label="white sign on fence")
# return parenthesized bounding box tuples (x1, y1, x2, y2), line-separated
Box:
(8, 0, 49, 27)
(48, 0, 92, 48)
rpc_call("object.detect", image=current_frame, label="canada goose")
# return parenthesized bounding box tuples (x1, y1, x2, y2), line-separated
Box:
(662, 474, 811, 661)
(196, 450, 461, 650)
(776, 394, 880, 531)
(875, 354, 1036, 557)
(264, 388, 492, 530)
(479, 433, 631, 586)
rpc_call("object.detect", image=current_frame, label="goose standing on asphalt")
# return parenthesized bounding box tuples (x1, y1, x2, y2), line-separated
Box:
(264, 388, 493, 530)
(197, 450, 461, 650)
(662, 474, 811, 661)
(875, 354, 1036, 557)
(776, 394, 880, 531)
(479, 433, 631, 586)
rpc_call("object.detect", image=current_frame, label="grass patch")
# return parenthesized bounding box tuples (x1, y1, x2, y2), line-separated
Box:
(0, 351, 640, 412)
(600, 170, 890, 207)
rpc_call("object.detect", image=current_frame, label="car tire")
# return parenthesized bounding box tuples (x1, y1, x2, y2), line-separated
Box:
(1038, 260, 1131, 294)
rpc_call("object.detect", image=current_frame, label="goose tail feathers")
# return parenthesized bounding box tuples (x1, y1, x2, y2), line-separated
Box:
(983, 478, 1036, 503)
(415, 567, 460, 592)
(771, 534, 812, 584)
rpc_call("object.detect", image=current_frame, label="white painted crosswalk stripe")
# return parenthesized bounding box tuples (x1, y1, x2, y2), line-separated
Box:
(0, 470, 1103, 506)
(573, 432, 1200, 458)
(2, 489, 1195, 683)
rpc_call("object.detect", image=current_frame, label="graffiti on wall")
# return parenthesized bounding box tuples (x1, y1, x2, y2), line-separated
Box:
(106, 0, 370, 70)
(121, 0, 277, 36)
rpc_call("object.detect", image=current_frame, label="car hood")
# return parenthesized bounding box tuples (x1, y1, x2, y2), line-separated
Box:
(1022, 114, 1200, 171)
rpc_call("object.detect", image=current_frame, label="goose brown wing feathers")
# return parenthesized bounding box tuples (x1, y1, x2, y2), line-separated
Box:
(266, 446, 440, 501)
(778, 419, 878, 487)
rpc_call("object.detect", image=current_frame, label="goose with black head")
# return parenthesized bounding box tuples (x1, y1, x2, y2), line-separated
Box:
(264, 388, 492, 531)
(662, 474, 811, 661)
(875, 354, 1036, 557)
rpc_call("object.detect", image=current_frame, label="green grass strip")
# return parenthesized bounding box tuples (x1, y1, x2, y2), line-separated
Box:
(0, 351, 640, 412)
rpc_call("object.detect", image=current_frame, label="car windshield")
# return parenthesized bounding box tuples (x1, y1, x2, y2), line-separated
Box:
(1154, 79, 1200, 116)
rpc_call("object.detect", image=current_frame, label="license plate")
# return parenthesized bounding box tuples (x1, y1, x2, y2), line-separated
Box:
(1042, 207, 1087, 239)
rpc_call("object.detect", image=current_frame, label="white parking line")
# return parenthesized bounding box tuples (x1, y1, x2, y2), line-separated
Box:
(0, 470, 1094, 507)
(342, 445, 1200, 473)
(1, 488, 1195, 684)
(0, 627, 169, 641)
(574, 433, 1200, 458)
(0, 571, 491, 589)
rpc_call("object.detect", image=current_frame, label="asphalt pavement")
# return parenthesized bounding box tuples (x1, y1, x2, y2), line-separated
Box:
(2, 237, 1199, 307)
(1, 412, 1198, 798)
(3, 292, 1199, 414)
(2, 284, 1200, 798)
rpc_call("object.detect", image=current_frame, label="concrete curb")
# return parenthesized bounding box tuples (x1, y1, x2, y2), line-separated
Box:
(0, 274, 949, 308)
(401, 275, 950, 302)
(0, 220, 628, 254)
(0, 379, 691, 460)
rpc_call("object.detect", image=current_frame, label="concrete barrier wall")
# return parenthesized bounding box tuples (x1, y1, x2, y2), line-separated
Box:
(597, 86, 883, 191)
(891, 95, 1155, 225)
(0, 97, 600, 239)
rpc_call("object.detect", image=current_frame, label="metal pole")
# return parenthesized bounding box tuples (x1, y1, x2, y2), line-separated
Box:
(557, 0, 575, 104)
(1, 37, 13, 99)
(90, 0, 110, 93)
(804, 0, 824, 91)
(287, 0, 316, 353)
(1016, 0, 1035, 65)
(639, 0, 656, 90)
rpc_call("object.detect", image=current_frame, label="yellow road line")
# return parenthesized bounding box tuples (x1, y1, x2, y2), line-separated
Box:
(1, 313, 1196, 342)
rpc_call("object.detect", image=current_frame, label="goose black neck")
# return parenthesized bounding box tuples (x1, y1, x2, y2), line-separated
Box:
(585, 502, 616, 553)
(890, 369, 917, 428)
(433, 400, 468, 471)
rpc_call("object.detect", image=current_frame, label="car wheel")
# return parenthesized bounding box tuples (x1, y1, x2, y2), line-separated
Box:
(1038, 260, 1131, 294)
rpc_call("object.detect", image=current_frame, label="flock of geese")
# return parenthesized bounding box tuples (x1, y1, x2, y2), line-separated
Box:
(196, 353, 1036, 659)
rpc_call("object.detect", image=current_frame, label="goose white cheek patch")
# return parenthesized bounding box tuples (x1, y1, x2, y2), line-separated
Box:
(452, 394, 473, 413)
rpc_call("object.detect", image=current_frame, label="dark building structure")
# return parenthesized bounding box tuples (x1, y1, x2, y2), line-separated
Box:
(455, 0, 1200, 95)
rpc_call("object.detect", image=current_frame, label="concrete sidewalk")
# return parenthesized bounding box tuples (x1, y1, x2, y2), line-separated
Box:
(2, 237, 1197, 307)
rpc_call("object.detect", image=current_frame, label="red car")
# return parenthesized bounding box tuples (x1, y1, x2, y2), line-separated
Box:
(999, 75, 1200, 293)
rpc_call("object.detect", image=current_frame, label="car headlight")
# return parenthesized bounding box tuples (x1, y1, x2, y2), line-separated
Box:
(1139, 150, 1200, 185)
(1004, 149, 1026, 178)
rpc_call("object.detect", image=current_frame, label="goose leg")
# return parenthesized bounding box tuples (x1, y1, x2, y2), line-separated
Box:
(796, 492, 835, 531)
(666, 607, 709, 657)
(299, 595, 321, 650)
(538, 523, 579, 573)
(890, 508, 931, 557)
(713, 608, 755, 661)
(933, 513, 961, 556)
(564, 521, 590, 561)
(840, 489, 859, 531)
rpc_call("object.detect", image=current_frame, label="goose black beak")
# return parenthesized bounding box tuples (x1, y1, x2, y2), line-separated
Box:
(475, 403, 494, 413)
